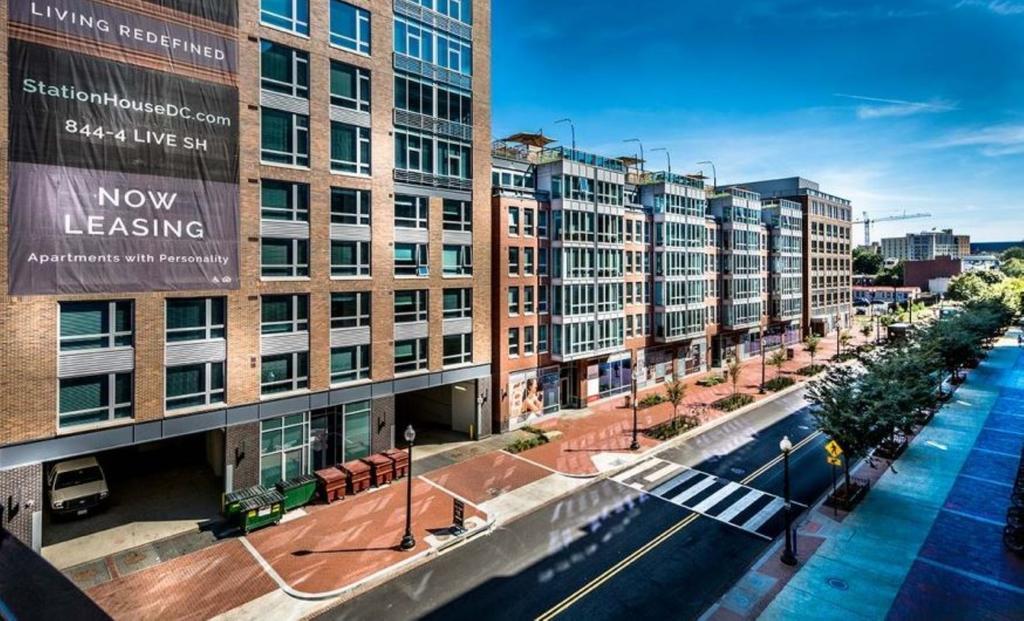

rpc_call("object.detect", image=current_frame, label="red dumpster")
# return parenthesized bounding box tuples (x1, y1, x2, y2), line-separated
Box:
(315, 467, 346, 503)
(340, 459, 372, 495)
(383, 448, 409, 479)
(362, 453, 395, 487)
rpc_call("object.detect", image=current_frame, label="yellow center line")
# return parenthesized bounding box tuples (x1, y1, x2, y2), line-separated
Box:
(535, 428, 825, 621)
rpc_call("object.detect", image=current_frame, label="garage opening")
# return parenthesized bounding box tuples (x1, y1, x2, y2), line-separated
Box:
(395, 381, 478, 460)
(40, 431, 225, 571)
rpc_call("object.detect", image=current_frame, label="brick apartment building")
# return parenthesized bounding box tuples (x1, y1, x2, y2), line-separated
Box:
(0, 0, 492, 547)
(489, 138, 813, 432)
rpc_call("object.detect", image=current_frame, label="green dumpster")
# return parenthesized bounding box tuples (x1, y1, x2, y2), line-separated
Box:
(223, 485, 265, 519)
(275, 474, 318, 511)
(237, 489, 284, 534)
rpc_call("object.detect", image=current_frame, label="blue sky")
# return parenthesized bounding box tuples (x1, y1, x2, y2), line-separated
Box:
(491, 0, 1024, 243)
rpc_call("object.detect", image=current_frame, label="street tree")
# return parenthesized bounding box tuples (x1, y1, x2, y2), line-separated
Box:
(725, 356, 743, 396)
(804, 335, 822, 370)
(806, 365, 876, 490)
(664, 378, 687, 425)
(769, 349, 788, 379)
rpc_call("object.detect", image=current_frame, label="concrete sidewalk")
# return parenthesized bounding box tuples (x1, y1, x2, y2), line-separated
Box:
(703, 330, 1024, 621)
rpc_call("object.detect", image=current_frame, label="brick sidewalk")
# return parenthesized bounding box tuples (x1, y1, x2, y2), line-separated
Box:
(424, 451, 551, 504)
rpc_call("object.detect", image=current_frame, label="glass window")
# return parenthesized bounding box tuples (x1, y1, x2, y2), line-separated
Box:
(261, 352, 309, 394)
(261, 0, 309, 35)
(343, 401, 371, 460)
(262, 180, 309, 222)
(394, 16, 471, 76)
(395, 338, 428, 373)
(59, 373, 132, 428)
(442, 199, 472, 231)
(442, 288, 472, 319)
(261, 295, 308, 334)
(166, 362, 225, 410)
(508, 287, 520, 315)
(260, 40, 309, 99)
(395, 290, 428, 322)
(394, 130, 434, 174)
(523, 247, 535, 275)
(523, 209, 535, 236)
(538, 286, 549, 314)
(331, 345, 370, 383)
(508, 247, 520, 274)
(330, 188, 370, 225)
(395, 243, 428, 276)
(524, 326, 535, 355)
(331, 122, 371, 175)
(59, 301, 133, 351)
(330, 0, 371, 54)
(508, 328, 519, 357)
(262, 109, 309, 167)
(395, 195, 429, 229)
(330, 291, 370, 328)
(331, 240, 370, 277)
(260, 413, 310, 488)
(330, 60, 370, 112)
(538, 324, 549, 353)
(261, 238, 309, 278)
(442, 244, 472, 276)
(524, 285, 535, 313)
(166, 298, 225, 342)
(443, 333, 472, 366)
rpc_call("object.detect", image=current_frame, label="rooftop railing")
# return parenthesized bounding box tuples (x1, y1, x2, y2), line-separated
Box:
(536, 146, 626, 172)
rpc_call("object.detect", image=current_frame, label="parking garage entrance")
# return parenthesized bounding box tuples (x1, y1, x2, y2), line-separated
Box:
(395, 381, 480, 459)
(40, 431, 225, 571)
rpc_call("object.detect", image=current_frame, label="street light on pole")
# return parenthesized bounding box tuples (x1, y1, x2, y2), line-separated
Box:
(759, 326, 767, 394)
(650, 147, 671, 176)
(555, 118, 576, 151)
(697, 160, 717, 192)
(400, 424, 417, 551)
(779, 435, 798, 566)
(630, 352, 641, 451)
(624, 138, 645, 173)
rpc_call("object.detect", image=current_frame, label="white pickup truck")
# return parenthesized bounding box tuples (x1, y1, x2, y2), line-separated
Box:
(47, 457, 109, 517)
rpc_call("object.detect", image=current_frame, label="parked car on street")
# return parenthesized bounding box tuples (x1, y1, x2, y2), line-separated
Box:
(47, 457, 109, 517)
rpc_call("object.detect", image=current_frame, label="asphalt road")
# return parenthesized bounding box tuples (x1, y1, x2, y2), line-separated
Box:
(319, 390, 836, 621)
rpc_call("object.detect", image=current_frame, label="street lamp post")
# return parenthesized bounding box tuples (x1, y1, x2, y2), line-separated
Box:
(400, 424, 417, 551)
(759, 326, 767, 394)
(624, 138, 645, 173)
(697, 160, 717, 192)
(779, 435, 798, 566)
(651, 147, 671, 176)
(555, 118, 576, 151)
(835, 314, 842, 357)
(630, 353, 641, 451)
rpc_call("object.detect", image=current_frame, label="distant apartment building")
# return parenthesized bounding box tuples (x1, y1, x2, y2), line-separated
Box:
(881, 229, 969, 261)
(490, 137, 807, 432)
(0, 0, 492, 547)
(728, 178, 854, 336)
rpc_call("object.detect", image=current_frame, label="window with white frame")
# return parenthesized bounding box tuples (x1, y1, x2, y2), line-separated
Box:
(330, 60, 370, 111)
(260, 413, 310, 488)
(330, 0, 371, 54)
(395, 338, 428, 373)
(330, 292, 371, 328)
(538, 324, 549, 353)
(523, 247, 535, 275)
(261, 352, 309, 394)
(443, 333, 472, 366)
(524, 285, 534, 314)
(331, 344, 370, 383)
(538, 209, 549, 237)
(261, 295, 309, 334)
(395, 195, 429, 229)
(524, 326, 535, 355)
(262, 180, 309, 222)
(261, 238, 309, 278)
(260, 40, 308, 99)
(331, 122, 370, 175)
(261, 0, 309, 35)
(395, 289, 428, 322)
(394, 15, 471, 75)
(443, 244, 472, 276)
(59, 301, 133, 351)
(59, 373, 132, 428)
(262, 109, 309, 167)
(394, 129, 434, 174)
(166, 362, 225, 410)
(508, 327, 519, 357)
(508, 247, 520, 274)
(508, 287, 520, 315)
(443, 288, 472, 319)
(330, 188, 370, 225)
(508, 207, 520, 235)
(442, 199, 472, 231)
(166, 298, 225, 342)
(538, 286, 549, 314)
(395, 243, 428, 276)
(524, 209, 535, 236)
(331, 240, 370, 277)
(538, 247, 548, 275)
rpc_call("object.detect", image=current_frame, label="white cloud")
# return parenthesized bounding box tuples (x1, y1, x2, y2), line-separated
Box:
(930, 124, 1024, 156)
(834, 94, 958, 119)
(956, 0, 1024, 15)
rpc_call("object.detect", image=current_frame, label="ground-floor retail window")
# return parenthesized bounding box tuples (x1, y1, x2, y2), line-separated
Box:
(310, 401, 371, 470)
(598, 358, 632, 398)
(59, 373, 133, 428)
(261, 352, 309, 394)
(260, 413, 310, 488)
(166, 362, 225, 410)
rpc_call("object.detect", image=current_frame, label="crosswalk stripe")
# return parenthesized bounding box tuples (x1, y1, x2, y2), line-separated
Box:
(650, 468, 702, 496)
(740, 497, 785, 531)
(690, 482, 742, 514)
(644, 463, 683, 483)
(713, 490, 765, 523)
(616, 459, 665, 483)
(669, 476, 716, 505)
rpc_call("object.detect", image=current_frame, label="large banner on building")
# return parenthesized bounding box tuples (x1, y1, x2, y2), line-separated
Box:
(7, 0, 239, 294)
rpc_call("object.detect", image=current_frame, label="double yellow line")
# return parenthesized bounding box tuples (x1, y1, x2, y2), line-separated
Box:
(535, 429, 823, 621)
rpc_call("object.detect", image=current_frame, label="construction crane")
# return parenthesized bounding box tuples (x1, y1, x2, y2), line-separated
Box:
(853, 211, 931, 246)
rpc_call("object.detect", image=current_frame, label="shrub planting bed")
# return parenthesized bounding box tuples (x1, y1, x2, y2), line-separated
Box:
(763, 376, 796, 392)
(712, 393, 755, 412)
(797, 364, 826, 377)
(645, 416, 700, 441)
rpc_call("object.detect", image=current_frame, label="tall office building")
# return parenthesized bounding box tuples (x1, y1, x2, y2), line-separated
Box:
(0, 0, 492, 547)
(881, 229, 970, 262)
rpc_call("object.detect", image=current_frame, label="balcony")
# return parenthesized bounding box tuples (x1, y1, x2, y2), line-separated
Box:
(394, 169, 472, 192)
(536, 146, 625, 172)
(394, 53, 471, 90)
(394, 0, 472, 40)
(394, 109, 472, 141)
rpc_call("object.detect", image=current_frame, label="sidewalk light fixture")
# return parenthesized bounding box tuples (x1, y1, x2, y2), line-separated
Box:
(630, 357, 641, 451)
(400, 425, 417, 551)
(624, 138, 645, 173)
(759, 327, 767, 394)
(555, 118, 576, 151)
(779, 435, 798, 566)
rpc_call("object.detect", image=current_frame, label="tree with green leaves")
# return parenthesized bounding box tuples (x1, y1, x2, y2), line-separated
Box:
(946, 272, 990, 301)
(725, 356, 743, 396)
(840, 331, 853, 355)
(853, 246, 884, 275)
(1000, 247, 1024, 262)
(861, 323, 873, 339)
(806, 365, 877, 490)
(804, 335, 821, 369)
(769, 349, 788, 379)
(1001, 258, 1024, 279)
(664, 378, 687, 424)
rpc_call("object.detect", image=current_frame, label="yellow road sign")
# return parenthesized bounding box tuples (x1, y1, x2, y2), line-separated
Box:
(826, 455, 842, 466)
(825, 440, 843, 458)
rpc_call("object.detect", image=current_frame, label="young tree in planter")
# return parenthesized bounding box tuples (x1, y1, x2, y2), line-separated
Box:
(725, 356, 743, 396)
(806, 365, 878, 493)
(804, 335, 822, 371)
(769, 349, 788, 380)
(840, 331, 853, 356)
(861, 323, 873, 339)
(664, 378, 687, 426)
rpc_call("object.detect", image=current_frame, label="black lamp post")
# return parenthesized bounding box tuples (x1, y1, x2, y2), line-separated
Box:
(400, 424, 416, 551)
(759, 327, 767, 394)
(779, 435, 797, 566)
(630, 354, 640, 451)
